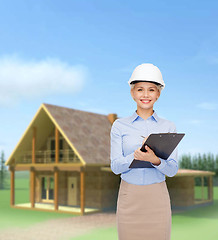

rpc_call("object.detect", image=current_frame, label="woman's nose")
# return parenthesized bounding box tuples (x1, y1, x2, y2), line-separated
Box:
(143, 90, 149, 97)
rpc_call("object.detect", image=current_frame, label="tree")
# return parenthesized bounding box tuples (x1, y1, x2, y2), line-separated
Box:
(0, 151, 6, 189)
(207, 153, 215, 172)
(215, 155, 218, 176)
(192, 155, 198, 170)
(179, 154, 192, 169)
(198, 153, 203, 170)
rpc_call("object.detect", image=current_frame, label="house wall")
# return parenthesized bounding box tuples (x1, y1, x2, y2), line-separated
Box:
(35, 170, 104, 209)
(100, 171, 120, 211)
(60, 169, 105, 209)
(34, 169, 121, 210)
(67, 168, 119, 209)
(166, 176, 195, 207)
(83, 168, 102, 208)
(27, 169, 215, 212)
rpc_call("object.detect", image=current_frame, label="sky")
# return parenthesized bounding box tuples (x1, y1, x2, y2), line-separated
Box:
(0, 0, 218, 162)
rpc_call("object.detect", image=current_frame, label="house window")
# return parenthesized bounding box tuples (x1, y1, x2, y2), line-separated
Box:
(41, 176, 54, 202)
(194, 176, 210, 203)
(50, 139, 63, 162)
(50, 140, 55, 162)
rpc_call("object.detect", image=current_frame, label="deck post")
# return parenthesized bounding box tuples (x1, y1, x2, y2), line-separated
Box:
(10, 167, 15, 206)
(54, 127, 59, 210)
(54, 167, 59, 210)
(80, 170, 85, 215)
(32, 127, 36, 164)
(55, 127, 59, 164)
(208, 176, 213, 201)
(31, 127, 36, 208)
(30, 167, 35, 208)
(201, 176, 204, 200)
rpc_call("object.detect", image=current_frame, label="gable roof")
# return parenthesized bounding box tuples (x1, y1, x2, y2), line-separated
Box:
(6, 103, 113, 166)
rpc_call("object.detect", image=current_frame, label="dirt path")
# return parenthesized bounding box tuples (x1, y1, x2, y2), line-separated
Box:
(0, 213, 117, 240)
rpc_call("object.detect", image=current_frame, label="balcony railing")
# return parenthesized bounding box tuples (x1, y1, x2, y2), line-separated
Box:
(16, 149, 81, 164)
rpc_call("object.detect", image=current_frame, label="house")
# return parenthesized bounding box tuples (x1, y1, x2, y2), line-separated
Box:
(166, 169, 215, 211)
(5, 103, 215, 215)
(5, 103, 120, 215)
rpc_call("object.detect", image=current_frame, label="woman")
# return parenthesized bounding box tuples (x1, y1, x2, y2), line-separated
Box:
(110, 63, 178, 240)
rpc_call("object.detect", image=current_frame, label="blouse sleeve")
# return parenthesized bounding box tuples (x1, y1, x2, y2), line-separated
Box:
(150, 122, 179, 177)
(110, 120, 134, 175)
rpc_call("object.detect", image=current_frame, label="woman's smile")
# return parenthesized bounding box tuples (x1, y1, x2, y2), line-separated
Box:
(140, 99, 151, 104)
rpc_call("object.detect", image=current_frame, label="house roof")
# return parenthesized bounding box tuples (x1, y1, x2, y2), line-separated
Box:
(175, 169, 215, 177)
(6, 103, 113, 166)
(101, 167, 216, 176)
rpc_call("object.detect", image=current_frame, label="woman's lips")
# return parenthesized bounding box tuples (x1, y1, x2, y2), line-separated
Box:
(140, 99, 151, 104)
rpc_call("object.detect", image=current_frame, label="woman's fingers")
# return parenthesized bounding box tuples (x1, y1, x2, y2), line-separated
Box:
(145, 145, 152, 152)
(145, 145, 149, 151)
(134, 148, 142, 159)
(134, 146, 155, 161)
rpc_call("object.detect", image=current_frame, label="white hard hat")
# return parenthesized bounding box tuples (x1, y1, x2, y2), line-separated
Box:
(128, 63, 165, 90)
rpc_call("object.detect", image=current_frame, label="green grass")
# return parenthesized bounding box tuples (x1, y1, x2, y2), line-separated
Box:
(0, 173, 77, 230)
(69, 187, 218, 240)
(1, 173, 218, 240)
(0, 190, 77, 230)
(15, 178, 30, 204)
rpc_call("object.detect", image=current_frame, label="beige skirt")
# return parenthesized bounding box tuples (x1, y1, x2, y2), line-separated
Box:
(116, 179, 172, 240)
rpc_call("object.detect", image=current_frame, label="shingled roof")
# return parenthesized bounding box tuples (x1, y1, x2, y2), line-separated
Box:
(43, 103, 112, 165)
(6, 103, 115, 166)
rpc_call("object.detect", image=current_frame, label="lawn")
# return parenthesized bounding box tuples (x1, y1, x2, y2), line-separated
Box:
(1, 172, 218, 240)
(0, 172, 76, 230)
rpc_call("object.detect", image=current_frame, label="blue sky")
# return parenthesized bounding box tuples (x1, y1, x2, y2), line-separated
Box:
(0, 0, 218, 161)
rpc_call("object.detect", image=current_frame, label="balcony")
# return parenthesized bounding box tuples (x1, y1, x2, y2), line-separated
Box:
(16, 149, 81, 164)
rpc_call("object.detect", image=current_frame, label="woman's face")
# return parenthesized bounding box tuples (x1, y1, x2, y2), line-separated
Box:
(130, 82, 160, 111)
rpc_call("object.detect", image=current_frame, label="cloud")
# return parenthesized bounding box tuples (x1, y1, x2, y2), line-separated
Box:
(197, 102, 218, 110)
(0, 56, 88, 106)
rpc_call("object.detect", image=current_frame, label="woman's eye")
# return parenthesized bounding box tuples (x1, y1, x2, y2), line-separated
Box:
(137, 89, 142, 91)
(149, 89, 155, 91)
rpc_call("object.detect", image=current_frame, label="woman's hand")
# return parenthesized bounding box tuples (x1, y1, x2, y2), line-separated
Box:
(134, 145, 161, 166)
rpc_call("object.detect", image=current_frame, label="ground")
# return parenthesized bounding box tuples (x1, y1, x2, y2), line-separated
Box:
(0, 212, 116, 240)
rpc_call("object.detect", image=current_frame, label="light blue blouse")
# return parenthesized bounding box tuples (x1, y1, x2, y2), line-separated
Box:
(110, 110, 178, 185)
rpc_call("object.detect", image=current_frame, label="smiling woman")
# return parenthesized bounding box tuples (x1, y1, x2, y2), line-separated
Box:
(110, 63, 178, 240)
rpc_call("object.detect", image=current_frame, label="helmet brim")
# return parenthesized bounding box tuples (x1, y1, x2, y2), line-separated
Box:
(130, 80, 163, 87)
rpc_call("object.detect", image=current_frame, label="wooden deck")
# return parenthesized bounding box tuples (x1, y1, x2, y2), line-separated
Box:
(14, 202, 100, 214)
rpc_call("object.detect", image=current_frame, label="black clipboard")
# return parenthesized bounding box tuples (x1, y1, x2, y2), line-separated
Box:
(129, 133, 185, 168)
